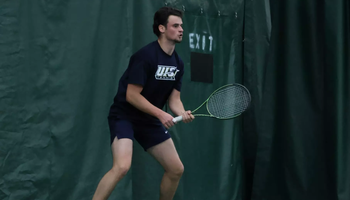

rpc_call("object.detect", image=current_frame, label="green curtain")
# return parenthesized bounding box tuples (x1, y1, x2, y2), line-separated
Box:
(244, 0, 350, 199)
(0, 0, 245, 199)
(1, 0, 349, 199)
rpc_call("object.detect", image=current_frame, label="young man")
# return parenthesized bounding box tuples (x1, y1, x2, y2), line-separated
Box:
(92, 7, 194, 200)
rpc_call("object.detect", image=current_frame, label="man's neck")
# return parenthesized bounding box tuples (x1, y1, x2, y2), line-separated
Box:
(157, 38, 175, 56)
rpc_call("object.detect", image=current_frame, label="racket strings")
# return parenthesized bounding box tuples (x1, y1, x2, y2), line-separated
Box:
(207, 86, 250, 118)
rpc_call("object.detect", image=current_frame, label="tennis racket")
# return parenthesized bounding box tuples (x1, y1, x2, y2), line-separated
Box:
(172, 83, 251, 123)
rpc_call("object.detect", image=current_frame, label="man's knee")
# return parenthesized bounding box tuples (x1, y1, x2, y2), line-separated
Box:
(166, 164, 184, 180)
(111, 163, 131, 178)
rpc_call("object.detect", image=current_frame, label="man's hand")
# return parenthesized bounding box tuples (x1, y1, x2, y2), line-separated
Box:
(181, 110, 194, 123)
(158, 112, 176, 129)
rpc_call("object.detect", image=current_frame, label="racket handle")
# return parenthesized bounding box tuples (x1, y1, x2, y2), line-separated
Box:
(172, 116, 183, 123)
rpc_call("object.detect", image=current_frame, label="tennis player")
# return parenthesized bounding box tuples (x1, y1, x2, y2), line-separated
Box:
(92, 7, 194, 200)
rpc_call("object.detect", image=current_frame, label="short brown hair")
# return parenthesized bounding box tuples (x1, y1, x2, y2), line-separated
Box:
(153, 7, 183, 37)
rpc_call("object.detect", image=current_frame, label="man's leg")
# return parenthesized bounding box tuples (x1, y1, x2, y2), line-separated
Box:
(92, 137, 133, 200)
(147, 138, 184, 200)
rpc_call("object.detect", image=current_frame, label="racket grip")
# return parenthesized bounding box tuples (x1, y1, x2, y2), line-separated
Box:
(172, 116, 183, 123)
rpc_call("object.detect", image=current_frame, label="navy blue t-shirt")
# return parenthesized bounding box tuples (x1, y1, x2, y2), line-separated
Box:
(108, 41, 184, 123)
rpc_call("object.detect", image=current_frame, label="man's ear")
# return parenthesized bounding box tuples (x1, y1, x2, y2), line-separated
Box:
(158, 24, 166, 34)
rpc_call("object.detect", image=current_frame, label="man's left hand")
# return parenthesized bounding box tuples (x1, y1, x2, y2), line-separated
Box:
(181, 110, 194, 123)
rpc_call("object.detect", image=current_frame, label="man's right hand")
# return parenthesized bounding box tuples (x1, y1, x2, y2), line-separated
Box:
(157, 112, 175, 129)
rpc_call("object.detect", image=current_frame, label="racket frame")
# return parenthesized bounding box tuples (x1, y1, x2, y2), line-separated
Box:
(173, 83, 251, 122)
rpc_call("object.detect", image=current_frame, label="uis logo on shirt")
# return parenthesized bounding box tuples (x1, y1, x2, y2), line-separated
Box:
(155, 65, 180, 81)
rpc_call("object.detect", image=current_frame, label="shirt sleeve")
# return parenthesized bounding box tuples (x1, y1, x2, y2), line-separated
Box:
(174, 60, 184, 91)
(126, 58, 149, 86)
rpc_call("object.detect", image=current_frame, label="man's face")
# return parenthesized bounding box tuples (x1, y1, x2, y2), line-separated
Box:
(163, 15, 183, 43)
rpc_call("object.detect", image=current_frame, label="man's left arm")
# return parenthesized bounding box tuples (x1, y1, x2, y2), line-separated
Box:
(168, 89, 194, 123)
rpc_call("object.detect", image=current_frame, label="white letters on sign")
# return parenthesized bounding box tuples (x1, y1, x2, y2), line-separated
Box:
(189, 33, 214, 52)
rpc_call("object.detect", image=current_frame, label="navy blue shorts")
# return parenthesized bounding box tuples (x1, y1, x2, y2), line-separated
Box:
(108, 117, 171, 151)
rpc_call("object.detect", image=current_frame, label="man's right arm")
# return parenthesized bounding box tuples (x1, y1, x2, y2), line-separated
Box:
(126, 84, 175, 129)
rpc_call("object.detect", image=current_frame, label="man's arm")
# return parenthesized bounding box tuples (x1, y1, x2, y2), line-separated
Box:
(126, 84, 175, 129)
(168, 89, 194, 123)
